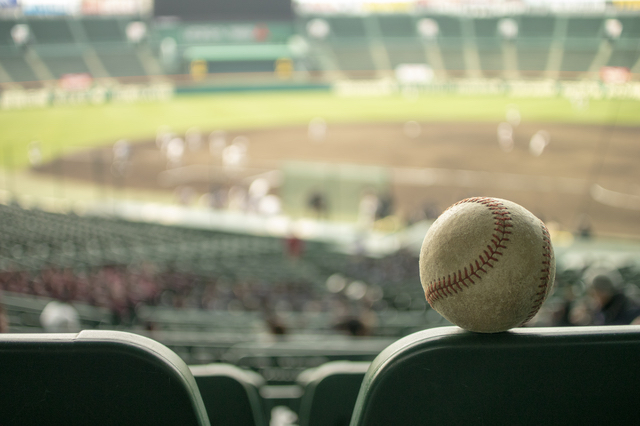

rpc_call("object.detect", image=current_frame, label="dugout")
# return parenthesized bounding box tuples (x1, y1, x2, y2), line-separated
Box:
(281, 161, 391, 222)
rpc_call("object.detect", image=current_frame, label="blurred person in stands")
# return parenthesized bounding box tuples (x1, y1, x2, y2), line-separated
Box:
(0, 303, 8, 332)
(588, 273, 640, 325)
(284, 230, 304, 260)
(307, 190, 328, 219)
(40, 291, 80, 333)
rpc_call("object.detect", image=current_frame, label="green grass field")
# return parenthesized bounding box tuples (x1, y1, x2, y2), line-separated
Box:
(2, 91, 640, 169)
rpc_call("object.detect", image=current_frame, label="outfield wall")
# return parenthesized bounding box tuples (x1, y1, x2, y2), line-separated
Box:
(4, 77, 640, 111)
(335, 78, 640, 100)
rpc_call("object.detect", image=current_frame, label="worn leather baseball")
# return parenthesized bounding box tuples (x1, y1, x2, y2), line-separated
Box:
(419, 197, 555, 333)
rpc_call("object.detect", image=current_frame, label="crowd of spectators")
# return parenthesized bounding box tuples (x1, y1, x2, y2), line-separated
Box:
(2, 230, 640, 333)
(0, 263, 327, 326)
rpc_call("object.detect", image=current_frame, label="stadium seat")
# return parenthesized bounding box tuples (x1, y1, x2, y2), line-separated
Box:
(190, 363, 267, 426)
(297, 361, 370, 426)
(350, 326, 640, 426)
(0, 330, 210, 425)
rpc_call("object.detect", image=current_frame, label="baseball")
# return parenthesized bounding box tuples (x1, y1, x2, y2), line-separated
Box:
(419, 197, 555, 333)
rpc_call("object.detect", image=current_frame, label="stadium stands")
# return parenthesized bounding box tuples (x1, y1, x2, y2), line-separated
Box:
(351, 325, 640, 426)
(81, 18, 128, 44)
(0, 330, 210, 425)
(0, 17, 152, 84)
(1, 12, 639, 85)
(299, 13, 640, 81)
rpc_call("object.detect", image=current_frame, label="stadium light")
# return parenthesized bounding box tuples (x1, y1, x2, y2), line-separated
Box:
(498, 18, 518, 40)
(417, 18, 439, 39)
(306, 18, 330, 40)
(604, 18, 623, 40)
(11, 24, 30, 47)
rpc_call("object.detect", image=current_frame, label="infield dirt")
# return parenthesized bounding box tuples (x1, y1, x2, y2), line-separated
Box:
(33, 121, 640, 239)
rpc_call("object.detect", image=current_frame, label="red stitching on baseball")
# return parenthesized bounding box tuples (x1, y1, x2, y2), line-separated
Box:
(425, 198, 512, 306)
(521, 222, 553, 324)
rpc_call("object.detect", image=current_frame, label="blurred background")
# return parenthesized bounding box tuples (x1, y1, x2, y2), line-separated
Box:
(1, 0, 640, 421)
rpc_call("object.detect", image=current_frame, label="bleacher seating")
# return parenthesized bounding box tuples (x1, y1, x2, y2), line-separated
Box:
(96, 46, 147, 78)
(0, 52, 39, 82)
(1, 13, 639, 85)
(560, 47, 599, 73)
(473, 18, 503, 77)
(617, 16, 640, 39)
(566, 17, 603, 38)
(304, 12, 640, 80)
(377, 15, 416, 38)
(0, 330, 210, 425)
(327, 17, 368, 39)
(0, 20, 16, 45)
(29, 19, 75, 44)
(0, 17, 151, 84)
(81, 18, 128, 44)
(432, 15, 463, 38)
(38, 51, 91, 78)
(350, 325, 640, 425)
(384, 40, 426, 70)
(607, 47, 638, 68)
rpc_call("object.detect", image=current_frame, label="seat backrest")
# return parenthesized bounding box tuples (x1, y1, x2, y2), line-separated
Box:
(190, 363, 267, 426)
(226, 338, 393, 384)
(351, 325, 640, 426)
(297, 361, 370, 426)
(0, 330, 210, 426)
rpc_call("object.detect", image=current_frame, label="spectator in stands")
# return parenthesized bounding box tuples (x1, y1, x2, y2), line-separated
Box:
(307, 190, 328, 219)
(0, 303, 8, 333)
(576, 214, 592, 239)
(588, 273, 640, 325)
(40, 299, 80, 332)
(284, 232, 305, 260)
(375, 192, 394, 220)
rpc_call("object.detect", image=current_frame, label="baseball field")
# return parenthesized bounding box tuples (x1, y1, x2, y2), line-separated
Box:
(2, 90, 640, 239)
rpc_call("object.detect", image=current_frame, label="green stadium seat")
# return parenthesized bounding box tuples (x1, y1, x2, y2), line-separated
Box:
(297, 361, 370, 426)
(330, 45, 377, 74)
(566, 17, 603, 38)
(327, 17, 368, 39)
(190, 363, 267, 426)
(384, 40, 426, 69)
(439, 46, 466, 75)
(96, 46, 147, 77)
(560, 48, 598, 73)
(81, 19, 128, 43)
(377, 15, 416, 38)
(617, 17, 640, 39)
(0, 330, 210, 425)
(431, 16, 462, 38)
(29, 20, 76, 44)
(38, 54, 91, 78)
(0, 20, 16, 45)
(607, 47, 638, 69)
(0, 52, 39, 82)
(350, 325, 640, 426)
(517, 16, 556, 38)
(474, 18, 500, 38)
